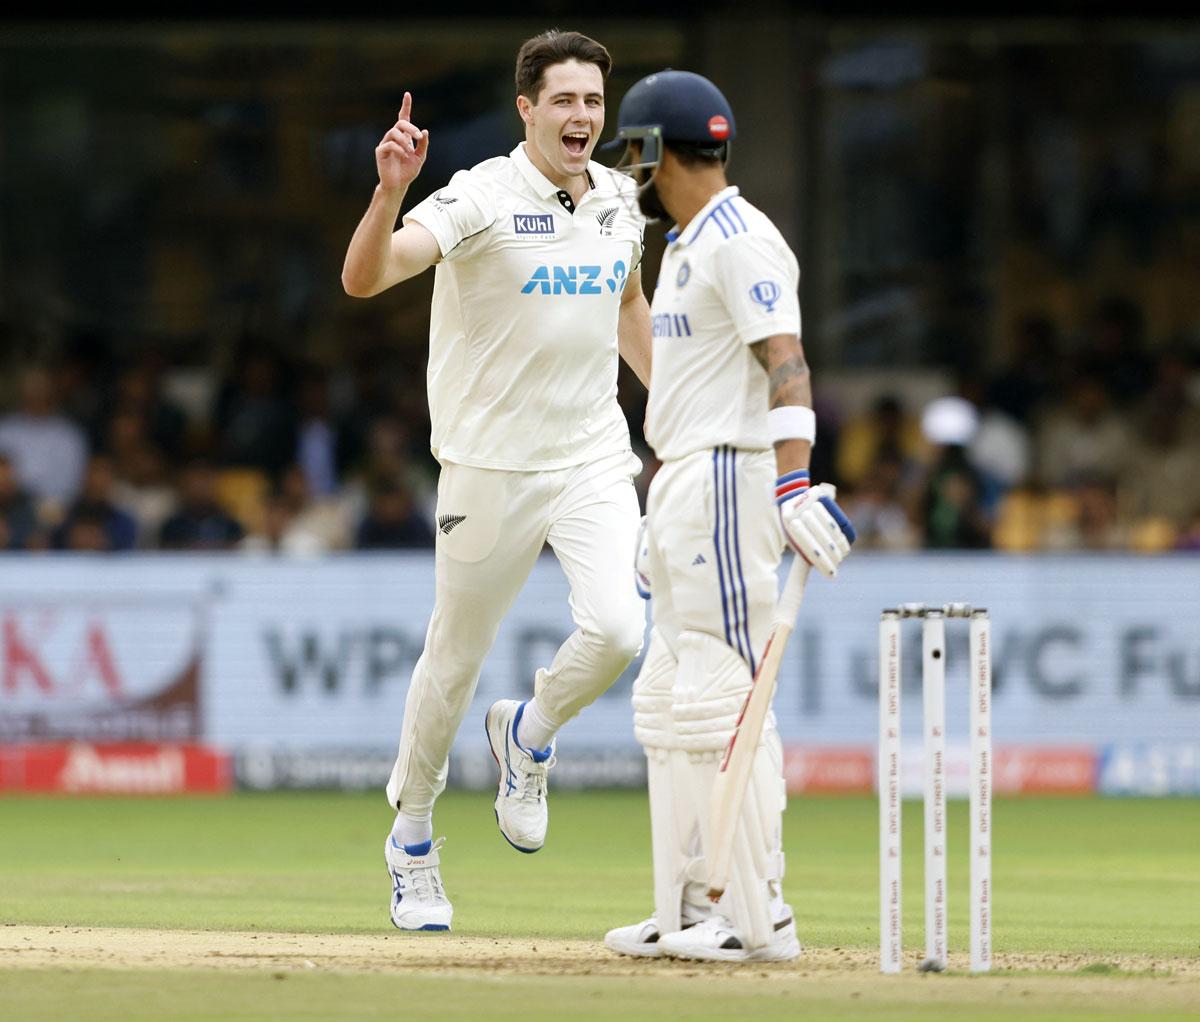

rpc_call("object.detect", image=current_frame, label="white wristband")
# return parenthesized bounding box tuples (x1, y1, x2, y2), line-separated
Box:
(767, 405, 816, 445)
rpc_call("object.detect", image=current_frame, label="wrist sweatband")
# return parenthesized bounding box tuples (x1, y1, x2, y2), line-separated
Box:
(767, 405, 816, 445)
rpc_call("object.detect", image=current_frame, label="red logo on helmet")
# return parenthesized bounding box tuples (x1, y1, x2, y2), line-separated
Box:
(708, 115, 730, 140)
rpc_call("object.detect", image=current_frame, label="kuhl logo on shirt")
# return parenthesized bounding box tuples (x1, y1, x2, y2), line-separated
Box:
(749, 280, 782, 313)
(513, 213, 555, 236)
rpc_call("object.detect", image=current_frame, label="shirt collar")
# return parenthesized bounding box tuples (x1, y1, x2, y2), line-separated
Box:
(667, 185, 741, 245)
(511, 143, 595, 202)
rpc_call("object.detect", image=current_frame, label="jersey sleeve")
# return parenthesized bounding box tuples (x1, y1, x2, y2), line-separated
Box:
(708, 233, 801, 344)
(403, 168, 497, 263)
(631, 217, 646, 274)
(617, 177, 647, 273)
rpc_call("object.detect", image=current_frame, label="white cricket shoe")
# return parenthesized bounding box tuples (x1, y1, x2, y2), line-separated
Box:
(384, 835, 452, 931)
(604, 914, 708, 958)
(485, 699, 555, 853)
(656, 912, 801, 963)
(604, 917, 666, 958)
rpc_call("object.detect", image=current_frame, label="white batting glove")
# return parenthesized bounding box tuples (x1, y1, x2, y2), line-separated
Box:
(634, 515, 652, 600)
(776, 471, 857, 579)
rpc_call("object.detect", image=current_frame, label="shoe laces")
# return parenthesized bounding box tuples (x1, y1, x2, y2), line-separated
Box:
(400, 838, 446, 904)
(411, 865, 445, 904)
(513, 749, 555, 802)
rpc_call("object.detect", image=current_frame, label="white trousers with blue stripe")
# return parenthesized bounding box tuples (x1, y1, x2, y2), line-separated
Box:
(645, 446, 780, 664)
(638, 445, 786, 945)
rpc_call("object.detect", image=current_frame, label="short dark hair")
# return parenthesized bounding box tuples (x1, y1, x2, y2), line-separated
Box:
(515, 29, 612, 103)
(666, 141, 726, 168)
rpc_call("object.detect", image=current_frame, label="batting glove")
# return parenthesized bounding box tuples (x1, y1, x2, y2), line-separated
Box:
(634, 515, 652, 599)
(776, 471, 857, 579)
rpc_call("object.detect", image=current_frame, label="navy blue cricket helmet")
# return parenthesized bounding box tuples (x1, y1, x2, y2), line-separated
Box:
(608, 70, 736, 172)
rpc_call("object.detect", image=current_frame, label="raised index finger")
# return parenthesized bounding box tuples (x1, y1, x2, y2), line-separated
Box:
(399, 91, 412, 123)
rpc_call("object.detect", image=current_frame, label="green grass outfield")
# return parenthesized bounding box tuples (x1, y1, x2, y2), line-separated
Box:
(1, 792, 1198, 1020)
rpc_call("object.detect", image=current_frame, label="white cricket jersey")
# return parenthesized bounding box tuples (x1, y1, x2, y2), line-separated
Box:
(404, 144, 644, 470)
(644, 186, 801, 462)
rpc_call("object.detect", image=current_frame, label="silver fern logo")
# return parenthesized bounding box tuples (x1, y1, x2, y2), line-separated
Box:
(596, 207, 618, 236)
(437, 514, 466, 535)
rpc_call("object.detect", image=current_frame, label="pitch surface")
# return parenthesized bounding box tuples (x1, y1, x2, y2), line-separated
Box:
(1, 791, 1197, 1020)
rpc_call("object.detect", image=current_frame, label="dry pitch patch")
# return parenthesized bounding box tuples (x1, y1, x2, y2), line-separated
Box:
(5, 927, 1200, 1019)
(4, 926, 1199, 983)
(5, 929, 1200, 1022)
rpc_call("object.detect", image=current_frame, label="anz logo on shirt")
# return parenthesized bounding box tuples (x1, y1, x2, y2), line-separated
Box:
(521, 260, 628, 296)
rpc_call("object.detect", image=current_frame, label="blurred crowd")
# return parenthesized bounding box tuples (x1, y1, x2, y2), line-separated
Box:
(0, 297, 1198, 555)
(816, 302, 1200, 554)
(0, 338, 439, 554)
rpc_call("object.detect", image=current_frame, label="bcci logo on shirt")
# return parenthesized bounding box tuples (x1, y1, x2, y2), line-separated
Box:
(513, 213, 556, 238)
(749, 280, 782, 313)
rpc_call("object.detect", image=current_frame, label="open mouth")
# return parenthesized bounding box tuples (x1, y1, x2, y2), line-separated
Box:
(562, 132, 589, 157)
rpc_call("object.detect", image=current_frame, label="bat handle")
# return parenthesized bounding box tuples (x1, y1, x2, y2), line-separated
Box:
(773, 557, 810, 628)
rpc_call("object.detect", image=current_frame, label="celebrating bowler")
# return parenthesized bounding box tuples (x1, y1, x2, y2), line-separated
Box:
(342, 30, 652, 932)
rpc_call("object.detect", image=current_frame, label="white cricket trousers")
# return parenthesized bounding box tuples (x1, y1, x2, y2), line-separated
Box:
(637, 446, 787, 944)
(646, 446, 780, 660)
(386, 449, 646, 813)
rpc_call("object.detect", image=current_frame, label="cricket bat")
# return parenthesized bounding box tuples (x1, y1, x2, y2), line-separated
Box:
(707, 556, 811, 900)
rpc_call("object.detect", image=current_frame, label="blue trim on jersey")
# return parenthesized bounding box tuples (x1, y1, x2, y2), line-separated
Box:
(688, 197, 748, 247)
(724, 198, 748, 232)
(710, 210, 731, 240)
(727, 448, 757, 676)
(713, 204, 737, 238)
(711, 447, 734, 650)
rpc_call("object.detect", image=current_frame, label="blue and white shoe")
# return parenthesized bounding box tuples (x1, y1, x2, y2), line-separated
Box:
(384, 835, 452, 931)
(484, 699, 555, 853)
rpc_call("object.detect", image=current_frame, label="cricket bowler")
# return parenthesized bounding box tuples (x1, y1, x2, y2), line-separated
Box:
(342, 30, 652, 931)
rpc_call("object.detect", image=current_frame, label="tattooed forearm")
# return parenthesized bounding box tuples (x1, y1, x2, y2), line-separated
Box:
(750, 335, 812, 409)
(769, 355, 809, 408)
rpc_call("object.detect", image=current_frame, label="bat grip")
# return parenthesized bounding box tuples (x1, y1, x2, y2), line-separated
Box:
(773, 557, 810, 628)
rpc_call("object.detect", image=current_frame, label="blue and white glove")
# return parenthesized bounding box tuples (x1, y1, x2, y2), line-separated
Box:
(634, 515, 652, 599)
(776, 470, 857, 579)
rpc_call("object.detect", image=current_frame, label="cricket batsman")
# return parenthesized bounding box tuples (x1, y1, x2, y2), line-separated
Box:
(341, 30, 652, 931)
(601, 71, 856, 961)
